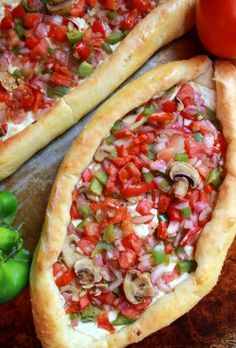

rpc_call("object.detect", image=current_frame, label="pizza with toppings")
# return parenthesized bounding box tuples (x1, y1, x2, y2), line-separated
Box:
(0, 0, 195, 180)
(30, 56, 236, 347)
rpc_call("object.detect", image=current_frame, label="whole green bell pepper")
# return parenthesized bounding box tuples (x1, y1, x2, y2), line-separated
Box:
(0, 224, 23, 255)
(0, 191, 18, 224)
(0, 248, 31, 304)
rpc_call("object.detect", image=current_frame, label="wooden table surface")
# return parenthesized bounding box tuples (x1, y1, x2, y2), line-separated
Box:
(1, 30, 236, 348)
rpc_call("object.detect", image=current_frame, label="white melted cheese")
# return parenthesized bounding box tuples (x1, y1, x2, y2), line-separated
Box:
(128, 204, 158, 238)
(8, 62, 19, 74)
(71, 17, 89, 30)
(190, 82, 216, 110)
(1, 112, 35, 141)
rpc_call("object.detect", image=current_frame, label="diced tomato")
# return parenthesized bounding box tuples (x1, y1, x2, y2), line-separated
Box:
(148, 112, 173, 123)
(79, 295, 91, 310)
(197, 164, 210, 179)
(158, 194, 172, 213)
(12, 4, 26, 18)
(176, 84, 195, 107)
(100, 291, 117, 305)
(143, 130, 156, 143)
(140, 143, 148, 154)
(71, 0, 86, 17)
(121, 10, 137, 30)
(162, 269, 179, 283)
(77, 236, 97, 256)
(1, 16, 12, 30)
(105, 174, 118, 195)
(185, 138, 203, 157)
(24, 13, 42, 28)
(104, 0, 117, 10)
(50, 25, 67, 43)
(136, 198, 153, 215)
(166, 207, 182, 221)
(30, 38, 49, 59)
(156, 147, 174, 162)
(84, 222, 100, 239)
(161, 100, 177, 113)
(17, 84, 35, 110)
(118, 297, 151, 319)
(66, 302, 80, 314)
(136, 114, 143, 122)
(113, 127, 134, 139)
(33, 91, 43, 113)
(74, 41, 90, 59)
(53, 262, 63, 276)
(118, 249, 136, 269)
(165, 243, 173, 254)
(92, 19, 106, 38)
(50, 72, 72, 87)
(121, 181, 155, 197)
(82, 168, 94, 182)
(213, 133, 226, 153)
(111, 156, 131, 167)
(108, 212, 123, 225)
(186, 190, 199, 209)
(25, 37, 40, 48)
(180, 227, 201, 246)
(204, 184, 214, 193)
(122, 234, 143, 254)
(132, 0, 151, 12)
(7, 29, 21, 47)
(55, 269, 76, 287)
(118, 162, 141, 183)
(97, 312, 115, 333)
(104, 162, 117, 176)
(70, 202, 80, 220)
(86, 0, 97, 7)
(117, 145, 129, 157)
(199, 190, 209, 203)
(157, 221, 168, 240)
(134, 133, 148, 145)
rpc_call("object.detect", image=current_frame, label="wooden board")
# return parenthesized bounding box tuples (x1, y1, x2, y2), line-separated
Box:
(1, 30, 236, 348)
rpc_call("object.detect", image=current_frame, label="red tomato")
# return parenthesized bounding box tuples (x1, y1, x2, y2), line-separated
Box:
(121, 10, 137, 30)
(24, 13, 42, 28)
(122, 234, 143, 254)
(79, 295, 91, 310)
(82, 168, 94, 182)
(156, 147, 174, 162)
(1, 16, 12, 30)
(167, 207, 182, 221)
(12, 4, 26, 18)
(30, 38, 49, 59)
(84, 222, 100, 239)
(148, 112, 173, 123)
(55, 269, 76, 287)
(77, 237, 97, 256)
(53, 262, 63, 276)
(86, 0, 97, 7)
(134, 133, 148, 145)
(161, 100, 177, 113)
(132, 0, 151, 12)
(104, 0, 117, 10)
(158, 194, 172, 213)
(185, 138, 203, 157)
(71, 0, 86, 17)
(97, 312, 115, 333)
(121, 181, 155, 197)
(70, 202, 80, 219)
(196, 0, 236, 58)
(157, 221, 167, 240)
(18, 85, 35, 110)
(92, 19, 106, 38)
(114, 127, 134, 139)
(119, 162, 141, 183)
(33, 91, 43, 113)
(26, 37, 40, 48)
(50, 72, 72, 87)
(74, 41, 90, 59)
(50, 25, 67, 43)
(66, 302, 79, 314)
(118, 249, 136, 269)
(176, 84, 195, 107)
(136, 198, 153, 215)
(100, 291, 117, 305)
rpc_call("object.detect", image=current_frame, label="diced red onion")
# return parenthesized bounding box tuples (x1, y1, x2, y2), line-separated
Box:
(150, 159, 167, 172)
(36, 23, 49, 39)
(55, 50, 70, 66)
(107, 276, 123, 292)
(174, 200, 190, 209)
(71, 319, 79, 328)
(203, 134, 214, 149)
(199, 206, 212, 222)
(113, 138, 132, 147)
(182, 219, 194, 230)
(131, 214, 154, 224)
(194, 202, 208, 213)
(114, 239, 125, 252)
(50, 15, 63, 25)
(167, 221, 180, 237)
(156, 278, 172, 293)
(139, 152, 151, 164)
(151, 264, 167, 284)
(67, 223, 77, 235)
(93, 254, 104, 267)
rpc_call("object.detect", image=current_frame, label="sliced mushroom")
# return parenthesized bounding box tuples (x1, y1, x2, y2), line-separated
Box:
(123, 270, 155, 305)
(47, 0, 77, 14)
(169, 162, 200, 198)
(0, 72, 17, 92)
(74, 259, 102, 288)
(61, 234, 81, 268)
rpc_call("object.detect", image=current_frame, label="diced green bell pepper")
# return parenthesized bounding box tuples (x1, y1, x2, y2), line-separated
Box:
(103, 224, 116, 243)
(81, 305, 100, 322)
(175, 152, 189, 162)
(177, 260, 197, 274)
(106, 11, 117, 19)
(15, 24, 25, 38)
(142, 172, 154, 183)
(89, 178, 103, 196)
(111, 313, 136, 326)
(91, 241, 112, 256)
(146, 143, 155, 160)
(50, 86, 71, 96)
(102, 41, 113, 54)
(76, 61, 94, 77)
(143, 104, 156, 116)
(111, 120, 122, 133)
(105, 134, 115, 144)
(95, 170, 108, 185)
(107, 149, 118, 159)
(205, 168, 222, 187)
(67, 29, 83, 44)
(105, 30, 124, 45)
(152, 243, 169, 265)
(13, 69, 24, 79)
(79, 205, 90, 219)
(180, 206, 192, 218)
(193, 132, 203, 143)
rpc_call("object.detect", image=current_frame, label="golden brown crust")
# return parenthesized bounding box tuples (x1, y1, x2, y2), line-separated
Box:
(29, 55, 236, 348)
(0, 0, 196, 181)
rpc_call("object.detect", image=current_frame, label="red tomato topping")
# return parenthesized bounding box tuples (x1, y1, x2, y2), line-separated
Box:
(148, 112, 173, 123)
(97, 312, 115, 333)
(77, 237, 97, 256)
(50, 72, 72, 87)
(121, 181, 155, 197)
(92, 20, 106, 38)
(157, 221, 168, 240)
(25, 37, 40, 48)
(121, 10, 137, 30)
(132, 0, 151, 12)
(71, 0, 86, 17)
(74, 41, 90, 59)
(24, 13, 42, 28)
(161, 100, 177, 113)
(12, 4, 26, 18)
(158, 194, 172, 213)
(50, 25, 67, 43)
(118, 249, 136, 269)
(70, 202, 80, 220)
(136, 198, 153, 215)
(100, 291, 117, 305)
(122, 234, 143, 254)
(84, 222, 100, 239)
(82, 168, 94, 182)
(176, 84, 195, 107)
(86, 0, 97, 7)
(53, 262, 63, 276)
(30, 38, 49, 59)
(104, 0, 117, 10)
(79, 295, 91, 310)
(55, 269, 76, 287)
(1, 16, 12, 30)
(17, 85, 35, 111)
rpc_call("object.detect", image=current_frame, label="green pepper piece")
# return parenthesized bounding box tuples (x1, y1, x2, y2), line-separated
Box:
(175, 152, 189, 162)
(111, 120, 122, 133)
(69, 313, 80, 319)
(105, 30, 125, 45)
(89, 178, 103, 196)
(15, 24, 25, 38)
(0, 225, 23, 256)
(160, 178, 171, 192)
(147, 143, 156, 160)
(67, 29, 83, 44)
(81, 305, 100, 322)
(107, 149, 118, 159)
(15, 18, 23, 25)
(142, 172, 154, 183)
(21, 0, 45, 12)
(91, 241, 112, 256)
(79, 205, 90, 219)
(113, 287, 120, 295)
(106, 11, 117, 19)
(95, 170, 108, 185)
(143, 104, 156, 116)
(48, 47, 58, 56)
(111, 313, 136, 326)
(103, 224, 116, 243)
(193, 132, 203, 143)
(152, 244, 169, 265)
(158, 214, 168, 222)
(0, 192, 18, 225)
(0, 248, 31, 304)
(180, 206, 192, 218)
(105, 134, 115, 144)
(50, 86, 71, 96)
(13, 69, 24, 79)
(205, 168, 222, 187)
(76, 61, 94, 77)
(102, 41, 113, 54)
(177, 260, 197, 274)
